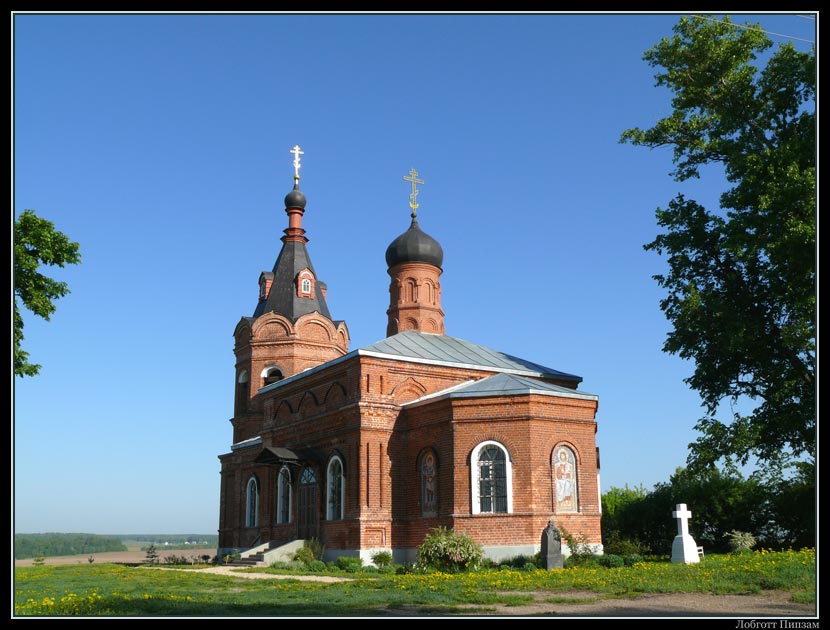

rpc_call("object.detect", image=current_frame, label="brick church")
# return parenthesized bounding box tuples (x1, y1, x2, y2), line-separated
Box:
(217, 148, 602, 563)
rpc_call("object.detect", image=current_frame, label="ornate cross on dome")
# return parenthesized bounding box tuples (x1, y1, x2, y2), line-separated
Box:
(403, 168, 424, 218)
(290, 145, 304, 180)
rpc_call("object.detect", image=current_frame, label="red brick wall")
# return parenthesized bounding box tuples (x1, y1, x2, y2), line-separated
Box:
(387, 262, 445, 336)
(219, 352, 601, 554)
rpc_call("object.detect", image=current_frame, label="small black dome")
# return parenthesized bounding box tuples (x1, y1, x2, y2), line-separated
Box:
(284, 185, 307, 209)
(385, 219, 444, 269)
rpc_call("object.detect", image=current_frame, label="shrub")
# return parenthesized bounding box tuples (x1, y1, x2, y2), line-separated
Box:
(362, 565, 379, 574)
(378, 564, 397, 574)
(503, 554, 538, 569)
(371, 550, 393, 568)
(599, 554, 625, 568)
(294, 539, 325, 566)
(308, 560, 326, 572)
(564, 554, 600, 569)
(293, 546, 316, 566)
(521, 561, 537, 572)
(336, 556, 363, 573)
(416, 527, 484, 573)
(396, 563, 419, 575)
(143, 544, 159, 564)
(623, 554, 645, 566)
(725, 530, 756, 552)
(559, 526, 593, 560)
(604, 531, 648, 556)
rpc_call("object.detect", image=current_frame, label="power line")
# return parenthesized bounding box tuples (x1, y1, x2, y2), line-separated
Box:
(691, 14, 815, 45)
(795, 15, 816, 20)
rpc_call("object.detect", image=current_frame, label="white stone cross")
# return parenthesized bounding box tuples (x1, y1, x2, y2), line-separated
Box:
(290, 145, 304, 178)
(673, 504, 692, 536)
(670, 502, 700, 564)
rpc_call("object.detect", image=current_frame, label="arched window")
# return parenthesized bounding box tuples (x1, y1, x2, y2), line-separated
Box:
(327, 456, 344, 521)
(277, 467, 292, 524)
(245, 476, 259, 528)
(263, 366, 283, 386)
(420, 450, 438, 516)
(405, 278, 417, 303)
(553, 445, 579, 512)
(471, 441, 512, 515)
(297, 269, 315, 298)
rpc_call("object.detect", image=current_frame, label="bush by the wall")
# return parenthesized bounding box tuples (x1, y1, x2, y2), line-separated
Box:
(336, 556, 363, 573)
(416, 527, 484, 573)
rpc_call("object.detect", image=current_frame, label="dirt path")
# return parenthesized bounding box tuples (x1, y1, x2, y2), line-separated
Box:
(453, 590, 816, 617)
(154, 565, 351, 583)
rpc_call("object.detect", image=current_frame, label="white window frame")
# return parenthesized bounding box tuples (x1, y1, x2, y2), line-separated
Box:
(245, 476, 259, 528)
(301, 278, 312, 293)
(326, 456, 345, 521)
(470, 440, 513, 515)
(277, 467, 292, 524)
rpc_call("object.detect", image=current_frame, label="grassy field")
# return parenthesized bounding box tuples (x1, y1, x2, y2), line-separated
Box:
(13, 548, 815, 617)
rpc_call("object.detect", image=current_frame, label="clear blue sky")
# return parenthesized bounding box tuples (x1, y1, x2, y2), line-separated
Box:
(12, 12, 816, 534)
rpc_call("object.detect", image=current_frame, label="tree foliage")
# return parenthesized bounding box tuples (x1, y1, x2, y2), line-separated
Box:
(14, 209, 82, 377)
(14, 533, 126, 560)
(601, 466, 814, 554)
(621, 16, 816, 470)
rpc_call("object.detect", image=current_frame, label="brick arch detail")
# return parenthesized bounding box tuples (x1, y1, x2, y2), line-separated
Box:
(323, 382, 348, 406)
(390, 376, 427, 404)
(298, 390, 320, 413)
(463, 432, 519, 464)
(273, 399, 294, 422)
(251, 312, 294, 339)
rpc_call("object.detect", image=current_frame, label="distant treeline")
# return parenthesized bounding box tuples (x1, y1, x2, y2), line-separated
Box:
(113, 534, 218, 545)
(14, 533, 127, 559)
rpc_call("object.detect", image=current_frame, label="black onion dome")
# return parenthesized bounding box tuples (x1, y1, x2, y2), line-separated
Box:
(385, 219, 444, 269)
(284, 184, 307, 209)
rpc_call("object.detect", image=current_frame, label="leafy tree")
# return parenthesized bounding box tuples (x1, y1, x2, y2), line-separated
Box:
(621, 16, 816, 472)
(601, 466, 814, 553)
(143, 544, 159, 564)
(14, 209, 81, 377)
(14, 533, 127, 559)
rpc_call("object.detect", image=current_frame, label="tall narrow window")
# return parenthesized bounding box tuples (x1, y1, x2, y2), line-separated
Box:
(553, 445, 578, 512)
(420, 451, 437, 516)
(301, 278, 311, 293)
(245, 476, 259, 528)
(471, 441, 512, 515)
(235, 370, 249, 415)
(277, 467, 292, 524)
(327, 456, 344, 521)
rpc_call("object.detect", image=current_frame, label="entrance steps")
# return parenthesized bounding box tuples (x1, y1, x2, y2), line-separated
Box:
(229, 539, 305, 568)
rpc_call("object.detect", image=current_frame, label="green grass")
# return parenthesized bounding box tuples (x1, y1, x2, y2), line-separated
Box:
(14, 549, 815, 616)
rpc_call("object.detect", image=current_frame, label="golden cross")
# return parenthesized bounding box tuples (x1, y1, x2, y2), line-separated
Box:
(290, 145, 304, 179)
(403, 168, 424, 217)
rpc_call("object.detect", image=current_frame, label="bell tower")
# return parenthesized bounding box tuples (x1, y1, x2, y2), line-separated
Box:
(385, 168, 445, 337)
(231, 146, 349, 434)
